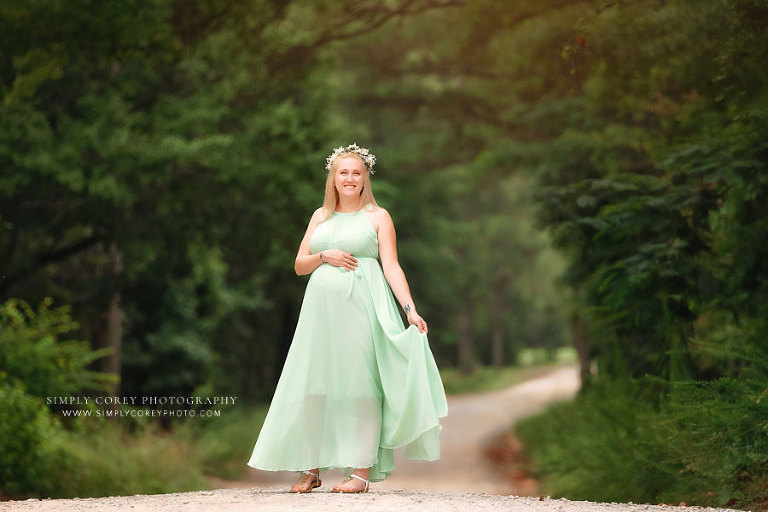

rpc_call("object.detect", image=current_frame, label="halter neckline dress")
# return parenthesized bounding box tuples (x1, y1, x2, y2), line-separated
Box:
(247, 204, 448, 482)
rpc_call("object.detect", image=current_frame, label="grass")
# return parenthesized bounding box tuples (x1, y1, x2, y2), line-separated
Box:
(18, 404, 270, 499)
(517, 346, 577, 367)
(178, 404, 270, 480)
(439, 346, 577, 395)
(38, 420, 210, 498)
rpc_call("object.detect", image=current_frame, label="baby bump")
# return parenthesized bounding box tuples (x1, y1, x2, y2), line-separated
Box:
(309, 263, 368, 302)
(305, 263, 379, 395)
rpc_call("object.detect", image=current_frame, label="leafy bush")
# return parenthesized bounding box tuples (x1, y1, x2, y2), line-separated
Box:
(0, 297, 272, 498)
(0, 298, 116, 397)
(0, 298, 115, 497)
(517, 375, 768, 509)
(515, 2, 768, 507)
(0, 381, 62, 497)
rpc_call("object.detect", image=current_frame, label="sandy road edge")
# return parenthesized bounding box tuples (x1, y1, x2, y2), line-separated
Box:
(2, 488, 742, 512)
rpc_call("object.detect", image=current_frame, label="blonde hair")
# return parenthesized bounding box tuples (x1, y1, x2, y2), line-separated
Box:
(321, 152, 378, 221)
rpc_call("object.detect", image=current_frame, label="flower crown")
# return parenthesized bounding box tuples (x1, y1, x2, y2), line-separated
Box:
(325, 143, 376, 175)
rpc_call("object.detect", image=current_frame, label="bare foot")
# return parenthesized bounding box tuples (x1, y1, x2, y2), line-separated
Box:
(332, 469, 370, 493)
(290, 469, 320, 493)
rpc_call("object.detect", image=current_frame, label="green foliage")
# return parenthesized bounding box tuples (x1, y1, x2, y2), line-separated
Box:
(32, 403, 272, 498)
(338, 0, 768, 507)
(0, 297, 212, 498)
(509, 1, 768, 507)
(0, 294, 269, 498)
(0, 0, 340, 400)
(516, 347, 577, 367)
(0, 381, 61, 497)
(331, 13, 577, 368)
(517, 374, 768, 509)
(0, 0, 574, 402)
(0, 297, 110, 497)
(0, 298, 116, 395)
(533, 0, 768, 383)
(5, 0, 768, 503)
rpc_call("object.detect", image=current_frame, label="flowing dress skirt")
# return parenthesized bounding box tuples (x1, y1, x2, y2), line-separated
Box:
(247, 210, 447, 482)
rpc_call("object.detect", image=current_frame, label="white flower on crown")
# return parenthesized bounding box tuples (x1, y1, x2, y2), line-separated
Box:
(325, 143, 377, 175)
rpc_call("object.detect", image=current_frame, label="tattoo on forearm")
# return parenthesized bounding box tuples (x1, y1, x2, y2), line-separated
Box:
(404, 304, 411, 314)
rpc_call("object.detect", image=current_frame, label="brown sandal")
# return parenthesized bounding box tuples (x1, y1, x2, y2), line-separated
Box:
(290, 469, 321, 493)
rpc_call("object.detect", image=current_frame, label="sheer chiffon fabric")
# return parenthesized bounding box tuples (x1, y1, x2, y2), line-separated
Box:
(247, 205, 447, 482)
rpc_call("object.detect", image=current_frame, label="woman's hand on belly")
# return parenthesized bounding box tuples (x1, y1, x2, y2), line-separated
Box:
(320, 249, 358, 270)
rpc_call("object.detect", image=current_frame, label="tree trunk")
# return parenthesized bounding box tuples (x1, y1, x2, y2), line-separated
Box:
(99, 243, 123, 399)
(105, 290, 122, 392)
(569, 311, 590, 388)
(491, 301, 504, 369)
(458, 303, 477, 375)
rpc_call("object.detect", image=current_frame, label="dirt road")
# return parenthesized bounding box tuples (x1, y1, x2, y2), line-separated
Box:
(5, 489, 738, 512)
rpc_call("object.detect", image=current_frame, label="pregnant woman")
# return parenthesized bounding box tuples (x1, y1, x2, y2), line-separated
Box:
(247, 143, 447, 493)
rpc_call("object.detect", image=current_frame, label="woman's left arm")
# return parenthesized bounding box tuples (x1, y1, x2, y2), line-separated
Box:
(375, 208, 428, 334)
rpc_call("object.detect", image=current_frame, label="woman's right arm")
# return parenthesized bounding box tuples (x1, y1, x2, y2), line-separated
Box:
(294, 208, 359, 275)
(294, 208, 326, 276)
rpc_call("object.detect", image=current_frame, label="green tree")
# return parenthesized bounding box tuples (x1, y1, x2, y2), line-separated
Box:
(1, 0, 467, 400)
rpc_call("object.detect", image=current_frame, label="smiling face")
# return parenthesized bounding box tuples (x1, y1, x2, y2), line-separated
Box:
(321, 151, 378, 219)
(333, 155, 367, 199)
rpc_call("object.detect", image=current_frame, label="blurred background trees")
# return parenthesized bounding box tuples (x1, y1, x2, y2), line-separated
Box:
(1, 0, 570, 404)
(2, 0, 768, 507)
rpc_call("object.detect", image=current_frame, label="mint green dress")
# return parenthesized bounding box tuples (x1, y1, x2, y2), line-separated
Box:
(247, 204, 448, 482)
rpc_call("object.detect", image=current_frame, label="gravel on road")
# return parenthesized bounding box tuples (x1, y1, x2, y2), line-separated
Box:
(2, 488, 742, 512)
